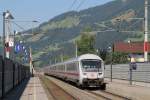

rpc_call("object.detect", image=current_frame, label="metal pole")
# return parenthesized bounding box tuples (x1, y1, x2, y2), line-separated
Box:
(129, 63, 132, 85)
(144, 0, 148, 62)
(2, 12, 6, 98)
(128, 40, 132, 85)
(13, 31, 16, 61)
(110, 62, 112, 82)
(61, 54, 63, 62)
(29, 47, 33, 76)
(110, 48, 113, 82)
(75, 42, 78, 57)
(3, 12, 6, 59)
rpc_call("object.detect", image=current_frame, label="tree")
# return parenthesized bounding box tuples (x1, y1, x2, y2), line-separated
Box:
(105, 51, 129, 64)
(99, 49, 107, 60)
(76, 27, 96, 55)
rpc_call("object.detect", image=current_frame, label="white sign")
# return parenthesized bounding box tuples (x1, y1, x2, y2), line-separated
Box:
(6, 51, 10, 58)
(9, 37, 14, 47)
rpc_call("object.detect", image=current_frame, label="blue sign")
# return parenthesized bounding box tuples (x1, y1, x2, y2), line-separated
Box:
(23, 46, 26, 50)
(15, 44, 21, 53)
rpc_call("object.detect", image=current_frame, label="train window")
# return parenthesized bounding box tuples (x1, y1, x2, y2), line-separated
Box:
(54, 66, 56, 70)
(66, 62, 78, 71)
(81, 60, 101, 72)
(57, 65, 65, 71)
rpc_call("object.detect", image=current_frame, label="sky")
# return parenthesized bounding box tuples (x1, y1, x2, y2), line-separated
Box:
(0, 0, 113, 35)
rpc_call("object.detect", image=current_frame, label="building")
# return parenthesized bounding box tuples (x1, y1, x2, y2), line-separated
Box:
(114, 42, 150, 53)
(114, 42, 150, 62)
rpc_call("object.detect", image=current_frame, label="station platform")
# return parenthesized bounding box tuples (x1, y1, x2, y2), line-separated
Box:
(105, 78, 150, 100)
(3, 76, 48, 100)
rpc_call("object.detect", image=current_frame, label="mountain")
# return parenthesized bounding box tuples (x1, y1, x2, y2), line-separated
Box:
(22, 0, 150, 67)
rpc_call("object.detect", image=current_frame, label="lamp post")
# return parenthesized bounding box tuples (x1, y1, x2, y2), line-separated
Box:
(74, 41, 78, 57)
(13, 30, 18, 61)
(144, 0, 149, 62)
(128, 40, 133, 85)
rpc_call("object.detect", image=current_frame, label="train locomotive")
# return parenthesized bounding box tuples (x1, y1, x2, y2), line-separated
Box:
(44, 54, 106, 89)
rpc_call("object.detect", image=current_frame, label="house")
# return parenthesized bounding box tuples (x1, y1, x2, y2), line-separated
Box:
(114, 42, 150, 53)
(114, 42, 150, 62)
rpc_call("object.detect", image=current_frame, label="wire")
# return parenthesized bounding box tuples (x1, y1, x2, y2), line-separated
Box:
(76, 0, 86, 10)
(11, 21, 26, 31)
(68, 0, 77, 10)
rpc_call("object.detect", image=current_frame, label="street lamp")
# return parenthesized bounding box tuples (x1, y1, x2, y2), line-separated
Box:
(128, 40, 133, 85)
(144, 0, 149, 62)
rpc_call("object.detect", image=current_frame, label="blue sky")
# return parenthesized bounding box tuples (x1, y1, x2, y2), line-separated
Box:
(0, 0, 113, 34)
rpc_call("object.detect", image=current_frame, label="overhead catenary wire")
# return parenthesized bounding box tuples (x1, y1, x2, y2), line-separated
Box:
(68, 0, 78, 10)
(11, 21, 26, 31)
(76, 0, 86, 10)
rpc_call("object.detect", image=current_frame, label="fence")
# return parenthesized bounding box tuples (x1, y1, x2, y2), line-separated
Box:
(0, 56, 30, 98)
(105, 63, 150, 83)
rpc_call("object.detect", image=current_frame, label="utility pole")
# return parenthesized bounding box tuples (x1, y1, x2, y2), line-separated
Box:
(2, 11, 6, 99)
(61, 54, 63, 62)
(75, 42, 78, 57)
(3, 12, 6, 59)
(13, 30, 17, 61)
(29, 47, 33, 76)
(144, 0, 149, 62)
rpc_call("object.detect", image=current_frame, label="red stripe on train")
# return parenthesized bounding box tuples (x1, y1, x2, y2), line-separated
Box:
(51, 70, 79, 76)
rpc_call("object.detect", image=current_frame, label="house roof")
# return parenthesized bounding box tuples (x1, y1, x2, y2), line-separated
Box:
(114, 42, 150, 53)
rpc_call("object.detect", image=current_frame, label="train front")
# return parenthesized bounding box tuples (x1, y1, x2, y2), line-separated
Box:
(79, 54, 105, 87)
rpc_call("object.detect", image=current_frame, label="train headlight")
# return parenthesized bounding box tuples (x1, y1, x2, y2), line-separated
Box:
(83, 73, 87, 78)
(97, 73, 102, 78)
(98, 73, 102, 76)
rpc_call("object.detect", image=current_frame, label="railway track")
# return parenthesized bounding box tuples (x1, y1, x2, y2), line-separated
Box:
(86, 90, 132, 100)
(41, 75, 132, 100)
(40, 75, 79, 100)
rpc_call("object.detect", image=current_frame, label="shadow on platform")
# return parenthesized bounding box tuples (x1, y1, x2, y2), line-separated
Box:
(2, 78, 30, 100)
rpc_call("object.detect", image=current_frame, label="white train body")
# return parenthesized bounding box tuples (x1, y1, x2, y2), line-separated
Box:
(44, 54, 106, 88)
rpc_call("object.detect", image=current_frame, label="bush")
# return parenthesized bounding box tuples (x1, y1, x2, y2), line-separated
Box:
(105, 52, 129, 64)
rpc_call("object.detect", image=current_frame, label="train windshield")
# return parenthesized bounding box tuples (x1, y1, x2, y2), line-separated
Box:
(81, 60, 101, 72)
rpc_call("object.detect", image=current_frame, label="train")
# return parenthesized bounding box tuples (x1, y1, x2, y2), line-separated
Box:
(44, 54, 106, 89)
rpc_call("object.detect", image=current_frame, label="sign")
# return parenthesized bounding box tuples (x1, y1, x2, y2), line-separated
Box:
(6, 51, 10, 58)
(15, 44, 21, 53)
(9, 37, 14, 47)
(130, 62, 137, 70)
(9, 41, 14, 47)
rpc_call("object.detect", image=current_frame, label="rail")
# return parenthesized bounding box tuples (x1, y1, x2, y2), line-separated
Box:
(40, 75, 79, 100)
(86, 90, 132, 100)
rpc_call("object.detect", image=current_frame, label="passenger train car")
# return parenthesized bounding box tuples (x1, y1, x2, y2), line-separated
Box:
(44, 54, 106, 89)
